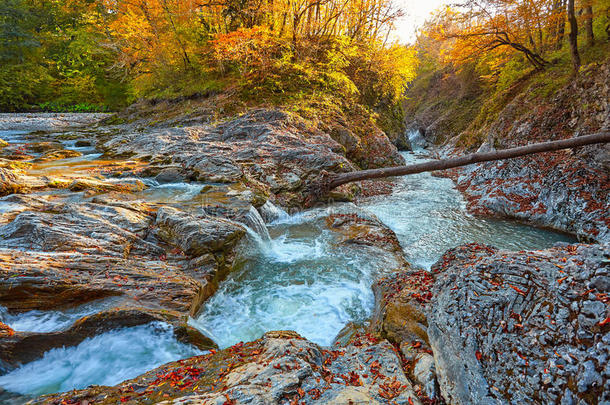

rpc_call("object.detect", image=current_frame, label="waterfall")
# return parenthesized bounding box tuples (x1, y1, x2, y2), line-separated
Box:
(259, 201, 289, 223)
(242, 206, 272, 246)
(407, 129, 428, 151)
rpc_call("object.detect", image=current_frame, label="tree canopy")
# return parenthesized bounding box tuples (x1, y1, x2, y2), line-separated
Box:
(0, 0, 417, 113)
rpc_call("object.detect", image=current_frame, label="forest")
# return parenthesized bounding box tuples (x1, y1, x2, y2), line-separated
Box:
(2, 0, 608, 119)
(0, 0, 609, 404)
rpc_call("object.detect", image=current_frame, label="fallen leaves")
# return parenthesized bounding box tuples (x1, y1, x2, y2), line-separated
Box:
(378, 377, 406, 400)
(0, 322, 15, 337)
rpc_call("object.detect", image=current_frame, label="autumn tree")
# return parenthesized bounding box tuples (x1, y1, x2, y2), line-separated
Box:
(431, 1, 556, 70)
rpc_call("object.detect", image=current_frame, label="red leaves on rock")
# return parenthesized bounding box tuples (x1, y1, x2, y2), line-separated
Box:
(340, 371, 362, 386)
(151, 366, 204, 390)
(308, 388, 322, 399)
(380, 270, 435, 304)
(223, 393, 236, 405)
(0, 322, 15, 337)
(508, 284, 527, 296)
(599, 317, 610, 327)
(351, 333, 380, 347)
(378, 377, 405, 400)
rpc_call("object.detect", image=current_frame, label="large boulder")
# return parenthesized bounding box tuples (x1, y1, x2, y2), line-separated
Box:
(101, 109, 370, 207)
(427, 243, 609, 404)
(0, 197, 245, 367)
(154, 206, 245, 257)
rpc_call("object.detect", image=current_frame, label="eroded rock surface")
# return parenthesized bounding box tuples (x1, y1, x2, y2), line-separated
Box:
(101, 109, 403, 206)
(0, 194, 246, 367)
(427, 243, 609, 404)
(439, 61, 610, 242)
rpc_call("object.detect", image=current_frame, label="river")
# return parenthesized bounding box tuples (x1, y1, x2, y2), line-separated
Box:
(0, 128, 575, 398)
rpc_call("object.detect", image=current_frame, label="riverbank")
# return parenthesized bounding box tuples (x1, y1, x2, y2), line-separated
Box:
(403, 58, 610, 243)
(0, 113, 607, 404)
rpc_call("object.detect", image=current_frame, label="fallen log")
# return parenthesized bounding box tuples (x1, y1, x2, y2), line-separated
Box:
(309, 131, 610, 201)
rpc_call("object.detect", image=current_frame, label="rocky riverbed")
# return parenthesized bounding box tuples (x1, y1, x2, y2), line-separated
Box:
(0, 112, 608, 404)
(405, 60, 610, 243)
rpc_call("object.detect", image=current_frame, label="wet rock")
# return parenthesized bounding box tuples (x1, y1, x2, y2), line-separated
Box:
(154, 206, 246, 256)
(27, 142, 63, 154)
(0, 168, 28, 196)
(101, 109, 360, 207)
(34, 149, 82, 162)
(0, 197, 245, 366)
(0, 200, 159, 256)
(0, 322, 14, 338)
(371, 270, 434, 346)
(324, 204, 407, 265)
(67, 178, 146, 193)
(154, 166, 187, 183)
(427, 243, 610, 404)
(35, 331, 422, 405)
(74, 140, 92, 147)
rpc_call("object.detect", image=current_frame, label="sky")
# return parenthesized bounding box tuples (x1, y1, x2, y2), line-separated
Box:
(392, 0, 447, 43)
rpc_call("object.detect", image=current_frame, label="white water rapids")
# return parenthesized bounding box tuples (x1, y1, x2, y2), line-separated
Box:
(0, 147, 575, 398)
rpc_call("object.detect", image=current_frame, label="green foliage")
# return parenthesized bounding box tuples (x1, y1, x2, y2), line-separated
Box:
(37, 102, 109, 113)
(0, 0, 128, 111)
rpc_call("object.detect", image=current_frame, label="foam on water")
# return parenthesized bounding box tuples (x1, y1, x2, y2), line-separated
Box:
(362, 151, 576, 269)
(0, 322, 202, 396)
(191, 213, 378, 348)
(0, 299, 118, 333)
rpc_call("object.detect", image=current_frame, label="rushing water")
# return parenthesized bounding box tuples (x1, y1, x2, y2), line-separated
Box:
(0, 298, 119, 333)
(191, 151, 575, 348)
(0, 323, 202, 396)
(0, 126, 577, 398)
(361, 152, 575, 269)
(190, 206, 383, 348)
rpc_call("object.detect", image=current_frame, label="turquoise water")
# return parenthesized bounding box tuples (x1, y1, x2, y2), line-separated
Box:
(0, 138, 576, 397)
(192, 152, 574, 348)
(362, 152, 575, 269)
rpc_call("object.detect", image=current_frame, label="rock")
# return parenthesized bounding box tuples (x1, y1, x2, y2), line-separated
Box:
(324, 206, 407, 264)
(426, 243, 610, 404)
(371, 270, 433, 346)
(27, 141, 63, 153)
(412, 353, 438, 400)
(34, 149, 82, 162)
(0, 168, 28, 196)
(0, 113, 108, 131)
(102, 109, 361, 207)
(444, 62, 610, 242)
(154, 167, 187, 183)
(34, 331, 423, 405)
(67, 178, 146, 193)
(0, 197, 246, 366)
(154, 206, 246, 256)
(74, 140, 92, 147)
(0, 322, 14, 338)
